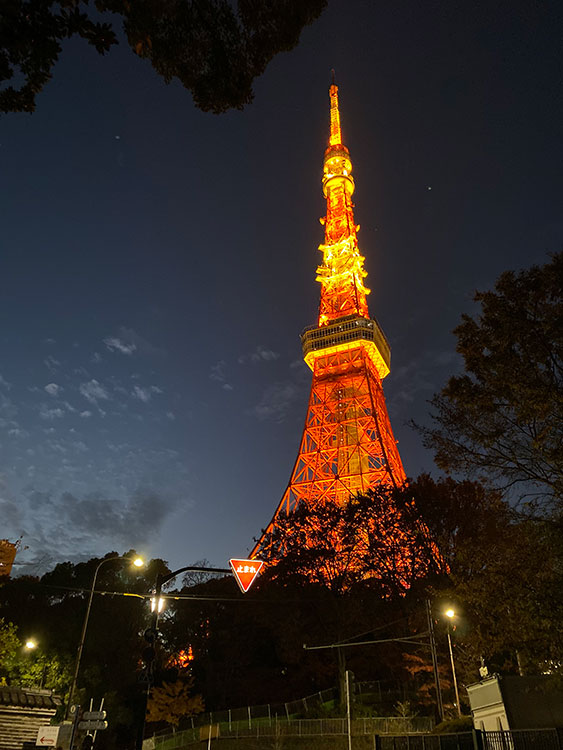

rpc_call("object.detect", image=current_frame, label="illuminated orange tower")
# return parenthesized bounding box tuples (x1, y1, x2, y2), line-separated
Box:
(252, 80, 406, 556)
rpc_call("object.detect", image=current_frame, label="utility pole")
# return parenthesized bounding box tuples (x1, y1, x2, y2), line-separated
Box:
(345, 670, 353, 750)
(426, 599, 444, 721)
(136, 565, 231, 750)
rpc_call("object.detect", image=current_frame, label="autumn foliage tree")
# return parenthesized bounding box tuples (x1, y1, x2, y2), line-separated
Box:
(146, 675, 204, 728)
(259, 485, 444, 597)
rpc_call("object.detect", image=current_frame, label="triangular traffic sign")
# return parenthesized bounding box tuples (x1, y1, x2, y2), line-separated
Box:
(229, 558, 264, 593)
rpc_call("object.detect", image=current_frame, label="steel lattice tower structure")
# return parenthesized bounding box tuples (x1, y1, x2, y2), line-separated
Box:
(252, 81, 406, 557)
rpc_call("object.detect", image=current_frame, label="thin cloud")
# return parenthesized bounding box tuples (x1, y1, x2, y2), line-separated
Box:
(132, 385, 151, 403)
(44, 383, 62, 397)
(104, 337, 137, 355)
(39, 404, 65, 420)
(238, 346, 280, 364)
(79, 379, 109, 404)
(8, 427, 29, 439)
(251, 382, 302, 423)
(104, 327, 165, 357)
(209, 361, 233, 391)
(44, 355, 61, 373)
(0, 374, 11, 389)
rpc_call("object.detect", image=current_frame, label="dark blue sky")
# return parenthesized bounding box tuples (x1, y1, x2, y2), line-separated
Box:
(1, 1, 561, 574)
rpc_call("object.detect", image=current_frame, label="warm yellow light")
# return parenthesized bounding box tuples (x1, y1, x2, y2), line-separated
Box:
(445, 608, 455, 619)
(151, 596, 165, 613)
(25, 639, 37, 650)
(304, 339, 390, 379)
(133, 557, 144, 568)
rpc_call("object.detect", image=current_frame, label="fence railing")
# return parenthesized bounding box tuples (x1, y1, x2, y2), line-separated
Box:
(152, 716, 434, 749)
(380, 729, 563, 750)
(151, 725, 563, 750)
(379, 734, 475, 750)
(482, 728, 563, 750)
(152, 680, 409, 737)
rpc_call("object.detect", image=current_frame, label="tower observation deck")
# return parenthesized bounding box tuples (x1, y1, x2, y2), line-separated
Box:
(251, 81, 406, 558)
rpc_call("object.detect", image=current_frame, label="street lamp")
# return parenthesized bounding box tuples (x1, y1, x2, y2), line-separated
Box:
(66, 555, 144, 717)
(445, 608, 462, 717)
(25, 639, 38, 650)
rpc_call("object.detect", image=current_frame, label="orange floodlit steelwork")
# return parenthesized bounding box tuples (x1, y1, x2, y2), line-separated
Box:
(251, 81, 406, 558)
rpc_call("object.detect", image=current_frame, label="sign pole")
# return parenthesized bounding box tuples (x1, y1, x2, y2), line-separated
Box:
(345, 670, 352, 750)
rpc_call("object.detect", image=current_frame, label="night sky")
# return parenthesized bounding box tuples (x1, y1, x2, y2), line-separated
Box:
(1, 1, 562, 575)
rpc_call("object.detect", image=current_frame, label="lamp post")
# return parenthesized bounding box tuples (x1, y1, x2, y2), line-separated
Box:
(136, 564, 231, 750)
(66, 555, 143, 718)
(425, 600, 444, 721)
(445, 608, 461, 717)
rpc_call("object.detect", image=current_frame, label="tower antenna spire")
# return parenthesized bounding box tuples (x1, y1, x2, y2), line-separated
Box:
(328, 73, 342, 146)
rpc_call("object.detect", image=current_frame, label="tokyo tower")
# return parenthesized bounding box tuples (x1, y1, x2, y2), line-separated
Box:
(252, 80, 406, 557)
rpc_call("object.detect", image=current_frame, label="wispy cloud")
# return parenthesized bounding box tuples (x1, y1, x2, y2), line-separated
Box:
(8, 427, 29, 439)
(104, 327, 164, 357)
(0, 374, 11, 389)
(131, 385, 163, 403)
(79, 379, 110, 404)
(44, 355, 60, 373)
(210, 360, 227, 382)
(209, 360, 234, 390)
(39, 404, 65, 420)
(44, 383, 62, 397)
(251, 382, 302, 423)
(104, 337, 137, 355)
(238, 346, 280, 365)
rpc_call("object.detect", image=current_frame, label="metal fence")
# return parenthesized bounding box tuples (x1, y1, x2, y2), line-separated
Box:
(482, 729, 563, 750)
(151, 726, 563, 750)
(380, 729, 563, 750)
(379, 735, 476, 750)
(152, 680, 410, 737)
(152, 717, 434, 749)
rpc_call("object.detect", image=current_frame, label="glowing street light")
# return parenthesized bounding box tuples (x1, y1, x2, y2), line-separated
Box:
(150, 596, 165, 614)
(66, 555, 144, 717)
(445, 608, 462, 717)
(25, 639, 37, 650)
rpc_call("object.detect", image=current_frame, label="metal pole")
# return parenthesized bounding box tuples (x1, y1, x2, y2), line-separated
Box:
(346, 670, 352, 750)
(136, 565, 231, 750)
(426, 600, 444, 721)
(447, 623, 462, 717)
(66, 556, 129, 718)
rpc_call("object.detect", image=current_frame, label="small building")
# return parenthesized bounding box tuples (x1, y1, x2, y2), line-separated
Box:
(0, 688, 61, 750)
(467, 674, 563, 731)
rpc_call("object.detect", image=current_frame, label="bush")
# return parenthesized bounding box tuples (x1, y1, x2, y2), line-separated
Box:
(433, 716, 473, 733)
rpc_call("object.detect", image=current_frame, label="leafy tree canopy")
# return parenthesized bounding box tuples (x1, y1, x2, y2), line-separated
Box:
(146, 675, 203, 727)
(417, 252, 563, 507)
(258, 484, 443, 597)
(0, 0, 327, 114)
(0, 618, 20, 679)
